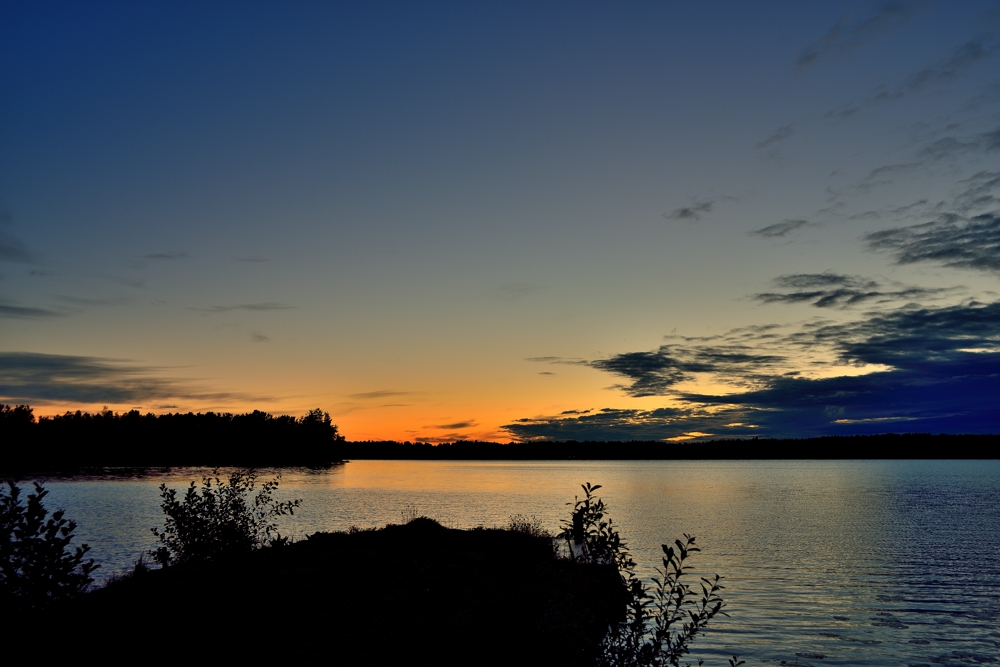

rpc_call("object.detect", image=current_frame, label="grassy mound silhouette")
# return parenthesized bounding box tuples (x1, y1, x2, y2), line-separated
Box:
(30, 519, 624, 665)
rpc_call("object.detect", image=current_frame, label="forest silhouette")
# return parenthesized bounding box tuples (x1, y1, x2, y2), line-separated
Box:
(0, 404, 344, 472)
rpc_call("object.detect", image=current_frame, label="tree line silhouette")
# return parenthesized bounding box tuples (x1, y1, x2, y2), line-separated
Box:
(0, 404, 344, 473)
(343, 433, 996, 460)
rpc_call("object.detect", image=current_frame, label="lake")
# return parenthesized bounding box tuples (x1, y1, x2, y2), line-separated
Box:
(28, 460, 1000, 666)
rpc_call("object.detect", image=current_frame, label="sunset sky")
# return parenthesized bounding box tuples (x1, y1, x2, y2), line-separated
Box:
(2, 2, 999, 442)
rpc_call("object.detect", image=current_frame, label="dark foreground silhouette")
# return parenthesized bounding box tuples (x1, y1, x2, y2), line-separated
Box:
(17, 519, 623, 666)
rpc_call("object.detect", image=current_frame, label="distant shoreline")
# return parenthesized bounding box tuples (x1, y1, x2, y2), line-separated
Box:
(3, 434, 995, 478)
(340, 433, 998, 460)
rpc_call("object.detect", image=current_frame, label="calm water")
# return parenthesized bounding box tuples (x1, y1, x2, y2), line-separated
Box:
(30, 460, 1000, 667)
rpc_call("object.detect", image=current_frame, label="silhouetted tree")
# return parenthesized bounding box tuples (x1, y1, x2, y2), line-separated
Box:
(151, 469, 301, 566)
(0, 482, 98, 610)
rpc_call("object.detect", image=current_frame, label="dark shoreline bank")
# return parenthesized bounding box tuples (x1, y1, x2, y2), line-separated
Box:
(2, 430, 996, 478)
(343, 433, 998, 460)
(16, 519, 623, 666)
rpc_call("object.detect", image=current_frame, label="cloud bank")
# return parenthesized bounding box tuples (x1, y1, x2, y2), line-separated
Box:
(0, 352, 259, 407)
(511, 299, 1000, 440)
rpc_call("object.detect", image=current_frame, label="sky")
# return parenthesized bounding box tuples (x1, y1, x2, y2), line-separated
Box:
(2, 1, 999, 442)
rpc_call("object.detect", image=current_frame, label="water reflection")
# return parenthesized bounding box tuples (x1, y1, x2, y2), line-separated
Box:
(34, 460, 1000, 667)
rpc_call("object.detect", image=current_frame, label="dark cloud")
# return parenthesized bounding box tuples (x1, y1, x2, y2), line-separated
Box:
(835, 169, 1000, 260)
(194, 302, 294, 313)
(511, 300, 1000, 440)
(250, 333, 270, 343)
(797, 3, 915, 66)
(503, 407, 713, 442)
(677, 354, 1000, 438)
(428, 420, 476, 430)
(664, 195, 737, 222)
(865, 213, 1000, 273)
(749, 219, 810, 238)
(753, 272, 951, 309)
(0, 351, 257, 406)
(143, 252, 189, 260)
(581, 345, 785, 397)
(350, 390, 412, 399)
(808, 300, 1000, 368)
(665, 200, 713, 221)
(755, 125, 794, 149)
(0, 300, 63, 319)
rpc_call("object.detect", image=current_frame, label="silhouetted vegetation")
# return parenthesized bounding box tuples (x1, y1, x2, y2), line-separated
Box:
(0, 404, 344, 473)
(150, 469, 301, 566)
(0, 481, 97, 611)
(562, 483, 739, 667)
(344, 433, 998, 460)
(8, 477, 743, 665)
(28, 517, 625, 665)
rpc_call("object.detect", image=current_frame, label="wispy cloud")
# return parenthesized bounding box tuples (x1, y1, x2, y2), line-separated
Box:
(664, 195, 737, 222)
(0, 300, 63, 319)
(866, 213, 1000, 273)
(749, 219, 811, 238)
(827, 39, 1000, 117)
(236, 256, 270, 263)
(349, 390, 412, 399)
(250, 333, 270, 343)
(0, 351, 261, 406)
(755, 124, 794, 149)
(863, 171, 1000, 274)
(143, 252, 189, 260)
(193, 302, 294, 313)
(427, 420, 477, 430)
(753, 272, 952, 309)
(797, 3, 916, 67)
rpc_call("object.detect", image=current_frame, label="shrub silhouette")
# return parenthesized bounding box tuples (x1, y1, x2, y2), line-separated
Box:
(561, 483, 741, 667)
(151, 469, 301, 566)
(0, 482, 98, 610)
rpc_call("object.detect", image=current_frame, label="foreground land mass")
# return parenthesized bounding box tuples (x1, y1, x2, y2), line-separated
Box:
(14, 520, 623, 666)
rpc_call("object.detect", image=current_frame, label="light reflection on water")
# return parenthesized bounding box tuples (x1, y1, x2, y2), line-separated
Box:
(34, 460, 1000, 666)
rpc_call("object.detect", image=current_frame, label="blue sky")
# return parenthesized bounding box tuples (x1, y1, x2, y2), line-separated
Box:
(2, 2, 999, 441)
